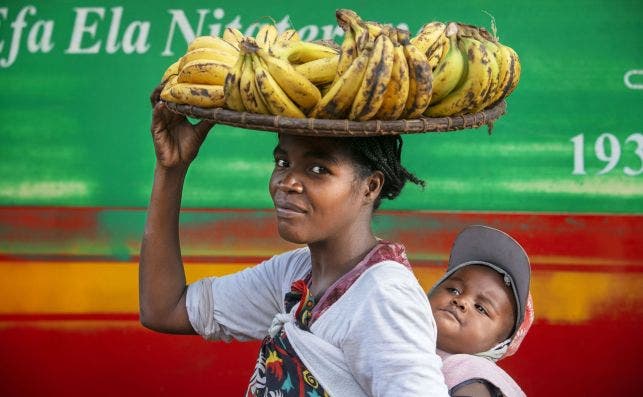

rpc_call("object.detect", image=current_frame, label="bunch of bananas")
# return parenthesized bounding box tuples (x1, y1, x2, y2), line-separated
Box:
(416, 21, 522, 117)
(158, 9, 521, 120)
(159, 24, 338, 113)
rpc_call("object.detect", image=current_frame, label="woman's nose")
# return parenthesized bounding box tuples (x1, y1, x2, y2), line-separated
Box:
(277, 172, 303, 193)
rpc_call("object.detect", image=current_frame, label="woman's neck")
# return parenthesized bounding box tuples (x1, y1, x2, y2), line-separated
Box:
(307, 227, 378, 299)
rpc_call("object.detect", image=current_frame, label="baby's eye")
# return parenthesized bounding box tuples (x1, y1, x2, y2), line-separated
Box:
(310, 165, 328, 174)
(446, 287, 460, 295)
(475, 304, 488, 315)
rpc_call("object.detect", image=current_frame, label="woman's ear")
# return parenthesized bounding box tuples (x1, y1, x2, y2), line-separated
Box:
(364, 170, 384, 203)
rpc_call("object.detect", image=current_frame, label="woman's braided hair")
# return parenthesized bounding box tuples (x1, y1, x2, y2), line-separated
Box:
(342, 135, 425, 209)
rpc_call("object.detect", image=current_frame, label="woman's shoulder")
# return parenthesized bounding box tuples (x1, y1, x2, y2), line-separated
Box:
(262, 246, 311, 282)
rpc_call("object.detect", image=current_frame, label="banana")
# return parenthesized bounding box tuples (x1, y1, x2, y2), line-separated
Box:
(410, 22, 446, 55)
(187, 35, 238, 56)
(239, 55, 270, 114)
(223, 27, 244, 49)
(309, 43, 372, 119)
(400, 29, 433, 119)
(252, 43, 321, 113)
(505, 45, 521, 97)
(169, 83, 225, 108)
(349, 34, 394, 121)
(223, 53, 246, 112)
(271, 41, 338, 64)
(251, 53, 306, 118)
(335, 20, 357, 79)
(255, 24, 278, 49)
(375, 31, 410, 120)
(178, 47, 237, 70)
(429, 27, 465, 104)
(177, 59, 230, 85)
(275, 29, 300, 45)
(294, 55, 339, 85)
(159, 75, 179, 102)
(469, 39, 501, 113)
(160, 60, 180, 84)
(426, 33, 450, 70)
(425, 36, 492, 117)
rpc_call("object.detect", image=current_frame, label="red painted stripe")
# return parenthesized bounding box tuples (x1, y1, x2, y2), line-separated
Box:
(0, 313, 139, 322)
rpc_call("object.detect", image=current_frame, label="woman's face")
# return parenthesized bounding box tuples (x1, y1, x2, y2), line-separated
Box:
(269, 135, 375, 245)
(429, 265, 516, 355)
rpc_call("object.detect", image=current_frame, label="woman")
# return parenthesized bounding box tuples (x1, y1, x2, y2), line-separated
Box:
(139, 90, 449, 396)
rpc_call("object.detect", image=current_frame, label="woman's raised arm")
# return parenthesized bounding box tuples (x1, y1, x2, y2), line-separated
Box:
(138, 93, 215, 333)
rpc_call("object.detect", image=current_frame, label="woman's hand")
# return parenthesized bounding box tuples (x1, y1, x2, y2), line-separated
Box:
(150, 85, 216, 170)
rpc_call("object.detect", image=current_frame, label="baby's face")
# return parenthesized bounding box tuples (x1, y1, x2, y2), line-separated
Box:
(429, 264, 516, 355)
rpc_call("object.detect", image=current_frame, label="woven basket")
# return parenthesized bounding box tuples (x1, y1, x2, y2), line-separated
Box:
(163, 100, 506, 137)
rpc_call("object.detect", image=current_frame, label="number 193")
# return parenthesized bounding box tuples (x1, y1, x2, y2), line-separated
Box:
(570, 133, 643, 176)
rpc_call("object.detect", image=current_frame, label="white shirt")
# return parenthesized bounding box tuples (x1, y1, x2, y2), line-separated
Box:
(186, 247, 448, 396)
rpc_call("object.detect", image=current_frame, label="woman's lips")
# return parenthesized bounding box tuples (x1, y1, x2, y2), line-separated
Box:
(274, 201, 307, 217)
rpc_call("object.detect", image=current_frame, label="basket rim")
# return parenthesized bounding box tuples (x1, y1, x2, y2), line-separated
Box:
(163, 100, 507, 137)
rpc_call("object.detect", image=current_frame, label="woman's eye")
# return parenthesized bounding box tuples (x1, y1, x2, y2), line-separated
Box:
(275, 159, 288, 168)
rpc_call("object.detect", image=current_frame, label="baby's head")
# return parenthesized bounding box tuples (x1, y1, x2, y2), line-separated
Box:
(428, 225, 533, 361)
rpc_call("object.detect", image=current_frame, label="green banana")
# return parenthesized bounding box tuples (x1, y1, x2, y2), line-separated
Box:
(425, 36, 491, 117)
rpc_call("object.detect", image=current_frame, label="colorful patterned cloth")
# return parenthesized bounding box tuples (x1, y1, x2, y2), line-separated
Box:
(246, 241, 410, 397)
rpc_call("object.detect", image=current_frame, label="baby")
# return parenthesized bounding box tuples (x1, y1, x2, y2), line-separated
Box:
(428, 225, 534, 397)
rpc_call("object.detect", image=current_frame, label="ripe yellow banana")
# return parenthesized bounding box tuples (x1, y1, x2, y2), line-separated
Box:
(505, 45, 521, 97)
(251, 53, 305, 118)
(239, 55, 270, 114)
(223, 53, 246, 112)
(411, 22, 446, 55)
(349, 34, 394, 121)
(177, 59, 230, 85)
(425, 37, 492, 117)
(255, 24, 278, 49)
(271, 41, 338, 64)
(178, 47, 237, 70)
(400, 30, 433, 119)
(294, 55, 339, 85)
(429, 29, 465, 105)
(160, 75, 179, 102)
(187, 36, 238, 56)
(375, 32, 410, 120)
(469, 39, 501, 113)
(169, 83, 225, 108)
(309, 43, 372, 119)
(483, 43, 515, 108)
(253, 44, 321, 113)
(223, 27, 244, 49)
(275, 29, 300, 45)
(160, 60, 180, 84)
(335, 20, 357, 79)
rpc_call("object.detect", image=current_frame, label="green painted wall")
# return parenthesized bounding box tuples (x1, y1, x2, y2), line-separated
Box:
(1, 1, 641, 212)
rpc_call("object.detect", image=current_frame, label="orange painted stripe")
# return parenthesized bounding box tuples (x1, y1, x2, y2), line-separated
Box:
(1, 261, 642, 326)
